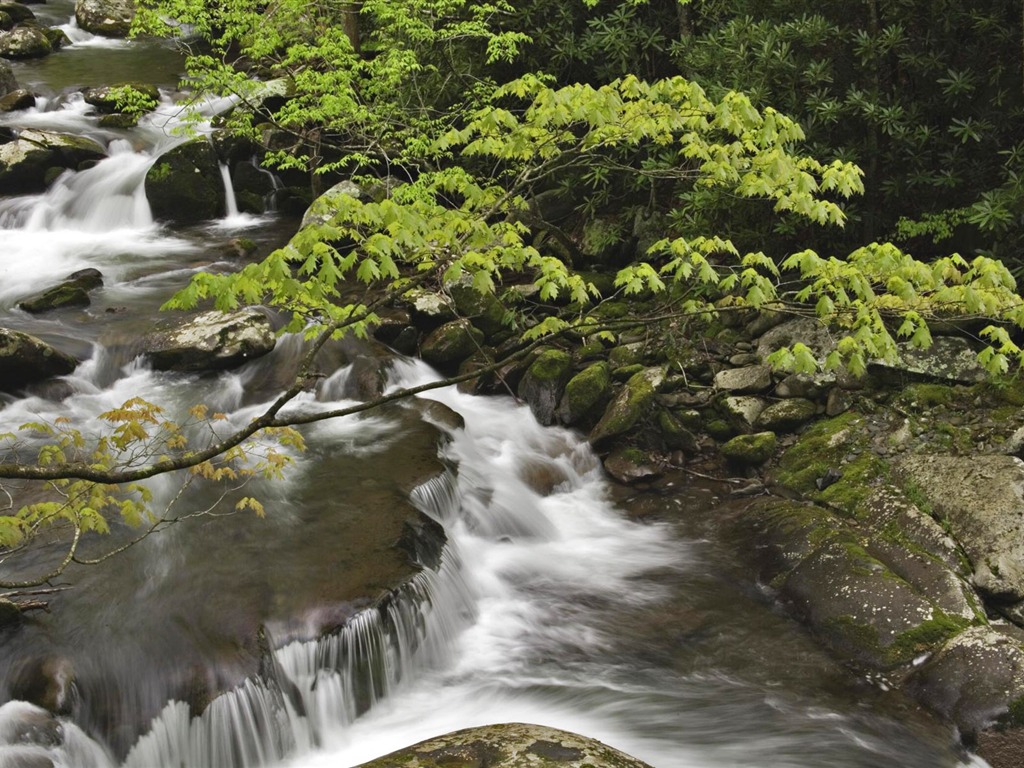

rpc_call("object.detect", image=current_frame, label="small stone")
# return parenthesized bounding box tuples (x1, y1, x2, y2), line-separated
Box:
(721, 432, 777, 466)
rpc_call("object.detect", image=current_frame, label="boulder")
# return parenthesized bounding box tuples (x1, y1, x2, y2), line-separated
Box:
(299, 179, 371, 230)
(0, 329, 77, 391)
(403, 289, 457, 326)
(0, 130, 105, 194)
(894, 454, 1024, 607)
(557, 362, 611, 427)
(870, 336, 985, 386)
(74, 0, 135, 37)
(0, 88, 33, 111)
(718, 394, 766, 432)
(18, 268, 103, 313)
(721, 431, 777, 465)
(419, 318, 483, 373)
(0, 12, 10, 33)
(908, 626, 1024, 737)
(0, 4, 36, 24)
(753, 398, 818, 432)
(145, 309, 275, 372)
(9, 658, 75, 716)
(82, 82, 159, 113)
(355, 723, 653, 768)
(588, 367, 663, 447)
(517, 349, 573, 426)
(0, 25, 51, 59)
(146, 139, 225, 224)
(449, 281, 507, 339)
(714, 365, 772, 394)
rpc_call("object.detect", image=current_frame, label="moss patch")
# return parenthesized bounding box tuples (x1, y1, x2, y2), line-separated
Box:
(772, 411, 865, 496)
(887, 612, 971, 665)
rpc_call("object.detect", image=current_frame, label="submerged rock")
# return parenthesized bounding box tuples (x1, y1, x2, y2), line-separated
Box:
(18, 268, 103, 313)
(355, 723, 653, 768)
(145, 308, 276, 372)
(0, 328, 77, 392)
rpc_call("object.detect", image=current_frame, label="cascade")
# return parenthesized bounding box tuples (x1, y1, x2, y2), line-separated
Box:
(0, 22, 992, 768)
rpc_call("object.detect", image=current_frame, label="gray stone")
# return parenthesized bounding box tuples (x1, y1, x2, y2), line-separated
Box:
(894, 454, 1024, 604)
(146, 308, 275, 372)
(0, 57, 15, 95)
(775, 372, 832, 400)
(0, 328, 77, 392)
(757, 317, 836, 361)
(82, 82, 159, 113)
(0, 26, 51, 59)
(0, 130, 105, 194)
(74, 0, 135, 37)
(714, 365, 772, 394)
(403, 289, 456, 324)
(908, 626, 1024, 735)
(603, 448, 661, 484)
(870, 336, 986, 386)
(355, 723, 653, 768)
(0, 88, 33, 111)
(299, 179, 371, 230)
(754, 398, 818, 432)
(719, 395, 766, 431)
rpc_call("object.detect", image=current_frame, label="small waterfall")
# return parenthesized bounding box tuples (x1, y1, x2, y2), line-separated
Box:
(220, 162, 241, 218)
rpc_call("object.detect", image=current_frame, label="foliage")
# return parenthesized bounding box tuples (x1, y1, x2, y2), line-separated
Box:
(108, 85, 159, 117)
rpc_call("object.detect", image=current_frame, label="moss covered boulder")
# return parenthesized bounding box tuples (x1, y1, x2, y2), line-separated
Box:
(419, 319, 483, 373)
(449, 281, 507, 339)
(0, 25, 51, 59)
(0, 130, 105, 194)
(518, 349, 573, 426)
(558, 361, 612, 427)
(588, 367, 663, 447)
(18, 268, 103, 313)
(754, 398, 818, 432)
(355, 723, 653, 768)
(721, 431, 777, 465)
(0, 328, 77, 392)
(145, 139, 225, 224)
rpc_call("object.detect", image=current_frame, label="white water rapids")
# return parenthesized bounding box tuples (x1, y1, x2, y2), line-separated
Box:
(0, 18, 990, 768)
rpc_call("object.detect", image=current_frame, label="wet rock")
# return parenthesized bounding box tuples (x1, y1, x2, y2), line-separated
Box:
(754, 398, 818, 432)
(0, 328, 77, 392)
(657, 410, 698, 452)
(603, 447, 660, 484)
(720, 431, 776, 465)
(403, 289, 457, 325)
(0, 130, 105, 194)
(419, 319, 484, 373)
(340, 352, 393, 401)
(82, 82, 158, 113)
(588, 367, 663, 447)
(18, 268, 103, 313)
(145, 139, 225, 224)
(608, 342, 645, 368)
(42, 28, 70, 51)
(9, 658, 76, 716)
(74, 0, 135, 37)
(0, 88, 33, 111)
(0, 701, 63, 749)
(518, 349, 573, 426)
(146, 308, 276, 372)
(714, 365, 772, 394)
(0, 599, 21, 629)
(0, 26, 51, 59)
(775, 372, 831, 400)
(355, 723, 653, 768)
(893, 454, 1024, 607)
(0, 13, 10, 33)
(908, 626, 1024, 737)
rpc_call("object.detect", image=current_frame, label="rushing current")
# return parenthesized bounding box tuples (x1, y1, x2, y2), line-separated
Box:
(0, 7, 990, 768)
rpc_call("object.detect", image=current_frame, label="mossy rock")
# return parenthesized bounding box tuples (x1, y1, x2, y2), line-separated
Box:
(589, 367, 663, 447)
(356, 723, 653, 768)
(754, 398, 818, 433)
(658, 410, 698, 452)
(449, 281, 508, 339)
(720, 431, 777, 465)
(771, 411, 865, 497)
(557, 361, 611, 427)
(518, 348, 573, 426)
(419, 319, 484, 373)
(603, 447, 661, 484)
(0, 328, 77, 392)
(145, 139, 225, 224)
(608, 341, 645, 368)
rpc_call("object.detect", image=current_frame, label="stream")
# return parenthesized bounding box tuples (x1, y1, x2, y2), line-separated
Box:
(0, 8, 991, 768)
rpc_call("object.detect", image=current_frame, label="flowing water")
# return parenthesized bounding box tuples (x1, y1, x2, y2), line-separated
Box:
(0, 17, 990, 768)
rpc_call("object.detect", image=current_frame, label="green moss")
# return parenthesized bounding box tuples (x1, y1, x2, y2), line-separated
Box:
(561, 362, 611, 423)
(1001, 696, 1024, 728)
(721, 431, 777, 465)
(529, 349, 573, 382)
(706, 418, 734, 440)
(612, 364, 644, 381)
(897, 383, 954, 408)
(990, 405, 1020, 422)
(821, 454, 889, 517)
(822, 615, 883, 659)
(773, 411, 863, 495)
(886, 613, 971, 664)
(149, 161, 172, 181)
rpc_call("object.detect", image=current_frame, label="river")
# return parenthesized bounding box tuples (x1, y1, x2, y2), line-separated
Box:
(0, 6, 989, 767)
